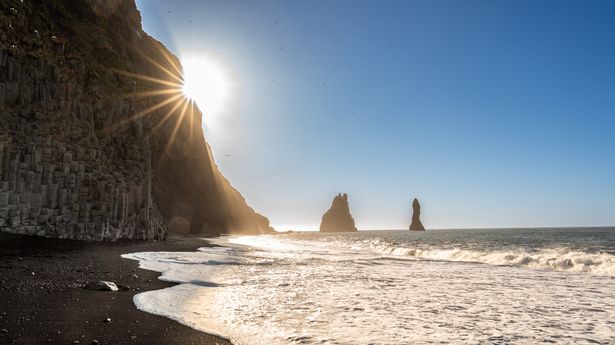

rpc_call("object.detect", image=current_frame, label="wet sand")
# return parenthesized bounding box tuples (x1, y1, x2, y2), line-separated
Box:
(0, 232, 232, 345)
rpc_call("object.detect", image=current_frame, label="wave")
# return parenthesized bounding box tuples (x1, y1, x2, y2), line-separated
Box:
(314, 237, 615, 276)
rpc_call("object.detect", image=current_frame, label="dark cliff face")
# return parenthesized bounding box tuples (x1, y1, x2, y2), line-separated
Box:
(0, 0, 272, 240)
(409, 198, 425, 231)
(320, 193, 358, 232)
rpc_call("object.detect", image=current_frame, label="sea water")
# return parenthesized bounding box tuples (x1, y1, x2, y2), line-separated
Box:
(123, 228, 615, 344)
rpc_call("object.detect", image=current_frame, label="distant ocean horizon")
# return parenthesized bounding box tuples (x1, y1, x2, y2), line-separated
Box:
(125, 227, 615, 344)
(269, 226, 615, 233)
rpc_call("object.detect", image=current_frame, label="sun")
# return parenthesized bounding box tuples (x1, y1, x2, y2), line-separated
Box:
(108, 49, 233, 152)
(181, 56, 230, 115)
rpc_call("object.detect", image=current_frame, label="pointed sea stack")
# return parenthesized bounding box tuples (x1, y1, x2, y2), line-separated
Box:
(409, 198, 426, 231)
(319, 193, 358, 232)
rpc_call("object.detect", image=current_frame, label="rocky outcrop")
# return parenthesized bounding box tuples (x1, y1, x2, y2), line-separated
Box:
(0, 0, 272, 240)
(320, 193, 358, 232)
(409, 198, 425, 231)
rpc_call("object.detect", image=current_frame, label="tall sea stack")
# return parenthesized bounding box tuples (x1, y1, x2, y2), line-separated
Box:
(409, 198, 425, 231)
(319, 193, 358, 232)
(0, 0, 272, 240)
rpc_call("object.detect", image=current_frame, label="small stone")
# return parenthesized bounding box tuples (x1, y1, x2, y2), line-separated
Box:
(85, 281, 118, 292)
(104, 317, 111, 323)
(91, 340, 99, 345)
(73, 341, 80, 344)
(129, 274, 139, 279)
(1, 328, 8, 333)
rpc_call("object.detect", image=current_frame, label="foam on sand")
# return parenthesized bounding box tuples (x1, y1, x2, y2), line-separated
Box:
(123, 231, 615, 344)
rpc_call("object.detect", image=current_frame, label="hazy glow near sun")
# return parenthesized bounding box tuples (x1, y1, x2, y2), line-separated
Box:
(181, 57, 230, 115)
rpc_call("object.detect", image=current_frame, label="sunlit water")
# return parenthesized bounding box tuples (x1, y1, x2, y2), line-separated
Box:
(123, 228, 615, 344)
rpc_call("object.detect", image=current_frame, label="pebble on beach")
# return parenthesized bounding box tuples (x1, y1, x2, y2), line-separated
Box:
(85, 281, 118, 292)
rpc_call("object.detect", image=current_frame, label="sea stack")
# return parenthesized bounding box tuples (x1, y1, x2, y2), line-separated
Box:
(409, 198, 426, 231)
(319, 193, 358, 232)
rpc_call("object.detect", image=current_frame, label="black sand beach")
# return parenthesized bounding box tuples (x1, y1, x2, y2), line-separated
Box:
(0, 232, 231, 345)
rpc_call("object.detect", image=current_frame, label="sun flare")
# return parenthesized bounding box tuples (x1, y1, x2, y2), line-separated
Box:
(181, 57, 230, 115)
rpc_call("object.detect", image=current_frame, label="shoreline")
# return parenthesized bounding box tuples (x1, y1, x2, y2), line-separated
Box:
(0, 232, 232, 345)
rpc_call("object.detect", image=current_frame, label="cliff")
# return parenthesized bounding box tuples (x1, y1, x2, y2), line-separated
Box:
(319, 193, 358, 232)
(409, 198, 425, 231)
(0, 0, 272, 240)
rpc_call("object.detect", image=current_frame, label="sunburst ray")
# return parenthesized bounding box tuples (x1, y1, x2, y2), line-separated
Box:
(147, 97, 189, 138)
(113, 68, 182, 88)
(142, 54, 185, 84)
(154, 43, 184, 79)
(103, 92, 184, 134)
(188, 100, 195, 144)
(163, 98, 191, 155)
(123, 88, 183, 99)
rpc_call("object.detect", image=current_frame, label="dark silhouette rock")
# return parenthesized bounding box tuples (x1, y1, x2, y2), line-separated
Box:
(320, 193, 358, 232)
(409, 198, 425, 231)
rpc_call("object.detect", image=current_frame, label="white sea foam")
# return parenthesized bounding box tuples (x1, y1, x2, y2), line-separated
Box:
(306, 237, 615, 276)
(123, 231, 615, 345)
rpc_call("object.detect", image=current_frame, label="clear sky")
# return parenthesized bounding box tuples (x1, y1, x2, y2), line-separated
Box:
(135, 0, 615, 230)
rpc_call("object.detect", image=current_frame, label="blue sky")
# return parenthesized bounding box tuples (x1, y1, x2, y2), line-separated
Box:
(136, 0, 615, 230)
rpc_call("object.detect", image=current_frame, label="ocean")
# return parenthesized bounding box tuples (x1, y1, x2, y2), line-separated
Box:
(123, 228, 615, 344)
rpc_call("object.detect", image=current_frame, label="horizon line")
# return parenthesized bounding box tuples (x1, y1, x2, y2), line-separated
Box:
(269, 225, 615, 232)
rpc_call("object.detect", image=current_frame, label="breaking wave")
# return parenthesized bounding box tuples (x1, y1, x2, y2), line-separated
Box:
(124, 229, 615, 345)
(308, 237, 615, 276)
